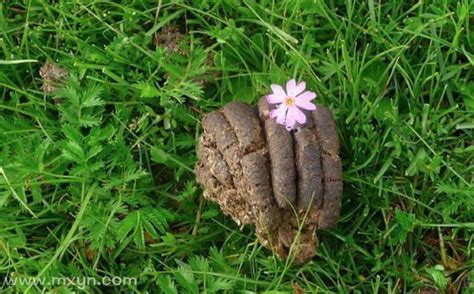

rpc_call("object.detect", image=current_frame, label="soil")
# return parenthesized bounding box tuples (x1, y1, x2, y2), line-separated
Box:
(154, 25, 184, 53)
(196, 99, 343, 263)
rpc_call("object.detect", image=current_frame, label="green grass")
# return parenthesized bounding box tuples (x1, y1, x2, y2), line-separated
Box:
(0, 0, 473, 292)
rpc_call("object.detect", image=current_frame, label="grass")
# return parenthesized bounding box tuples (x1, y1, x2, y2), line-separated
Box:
(0, 0, 473, 292)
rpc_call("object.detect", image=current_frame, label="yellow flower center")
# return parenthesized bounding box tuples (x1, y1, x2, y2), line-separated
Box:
(284, 97, 295, 107)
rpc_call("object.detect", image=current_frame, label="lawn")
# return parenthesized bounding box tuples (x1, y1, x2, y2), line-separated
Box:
(0, 0, 473, 292)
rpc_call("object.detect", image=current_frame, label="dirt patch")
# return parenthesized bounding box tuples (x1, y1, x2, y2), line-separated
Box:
(196, 99, 342, 263)
(154, 25, 184, 53)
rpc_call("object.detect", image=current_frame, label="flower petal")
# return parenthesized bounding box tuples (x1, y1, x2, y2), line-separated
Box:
(285, 107, 299, 129)
(295, 90, 316, 102)
(266, 93, 285, 104)
(290, 106, 307, 125)
(286, 79, 296, 96)
(292, 81, 306, 96)
(295, 99, 316, 111)
(270, 105, 287, 124)
(270, 84, 287, 101)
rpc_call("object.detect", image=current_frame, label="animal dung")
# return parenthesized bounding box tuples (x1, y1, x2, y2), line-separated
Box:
(195, 99, 342, 263)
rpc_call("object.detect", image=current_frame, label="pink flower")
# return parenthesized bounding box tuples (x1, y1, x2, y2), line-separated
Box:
(266, 79, 317, 130)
